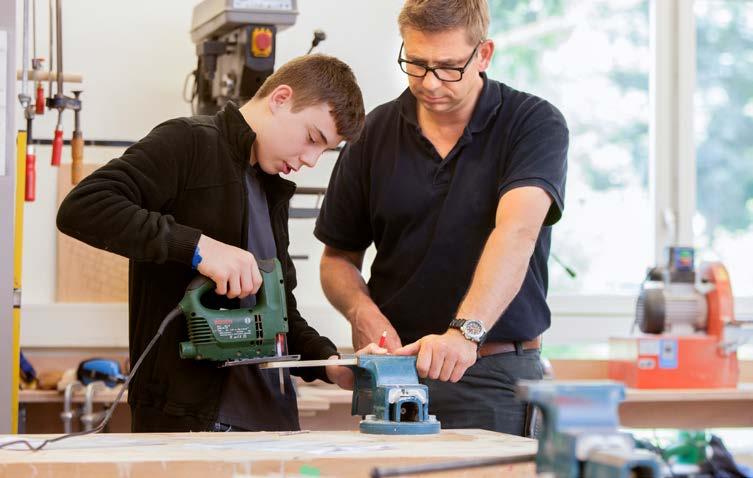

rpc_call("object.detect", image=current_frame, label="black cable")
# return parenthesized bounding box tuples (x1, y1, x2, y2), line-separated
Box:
(0, 306, 183, 451)
(550, 253, 577, 279)
(635, 437, 677, 478)
(305, 29, 326, 55)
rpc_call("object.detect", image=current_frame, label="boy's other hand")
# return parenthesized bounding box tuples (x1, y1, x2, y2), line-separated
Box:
(196, 234, 263, 299)
(325, 343, 388, 390)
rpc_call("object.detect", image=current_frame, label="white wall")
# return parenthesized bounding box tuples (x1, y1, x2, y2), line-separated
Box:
(18, 1, 717, 352)
(16, 0, 406, 348)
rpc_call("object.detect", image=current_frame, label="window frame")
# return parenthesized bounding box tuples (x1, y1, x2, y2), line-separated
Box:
(536, 0, 753, 342)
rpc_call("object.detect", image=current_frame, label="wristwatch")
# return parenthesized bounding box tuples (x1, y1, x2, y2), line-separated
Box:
(449, 318, 487, 344)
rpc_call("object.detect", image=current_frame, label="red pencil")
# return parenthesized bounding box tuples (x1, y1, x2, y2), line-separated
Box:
(378, 331, 387, 348)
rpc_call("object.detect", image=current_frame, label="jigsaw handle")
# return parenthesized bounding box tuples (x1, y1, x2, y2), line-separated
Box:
(179, 258, 284, 316)
(184, 259, 277, 292)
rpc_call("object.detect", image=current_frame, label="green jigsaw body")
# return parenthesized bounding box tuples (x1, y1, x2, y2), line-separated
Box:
(178, 259, 289, 362)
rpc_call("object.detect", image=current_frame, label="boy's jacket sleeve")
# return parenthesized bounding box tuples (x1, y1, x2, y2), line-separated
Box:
(56, 119, 201, 266)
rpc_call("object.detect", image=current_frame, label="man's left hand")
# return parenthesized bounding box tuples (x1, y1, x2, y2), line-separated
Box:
(393, 329, 477, 382)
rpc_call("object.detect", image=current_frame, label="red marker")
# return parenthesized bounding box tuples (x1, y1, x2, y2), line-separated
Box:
(378, 331, 387, 348)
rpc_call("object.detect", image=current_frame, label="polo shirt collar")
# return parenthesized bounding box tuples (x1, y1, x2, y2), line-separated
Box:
(397, 72, 502, 134)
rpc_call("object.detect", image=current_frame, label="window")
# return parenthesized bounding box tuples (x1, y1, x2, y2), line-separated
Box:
(694, 0, 753, 297)
(489, 0, 651, 294)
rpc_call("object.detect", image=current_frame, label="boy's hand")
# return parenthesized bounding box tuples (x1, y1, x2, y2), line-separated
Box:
(325, 343, 388, 390)
(196, 234, 263, 299)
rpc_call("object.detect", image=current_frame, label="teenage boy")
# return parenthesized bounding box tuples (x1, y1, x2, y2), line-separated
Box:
(57, 54, 373, 432)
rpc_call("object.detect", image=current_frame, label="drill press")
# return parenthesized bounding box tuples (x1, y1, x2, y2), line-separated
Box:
(189, 0, 298, 115)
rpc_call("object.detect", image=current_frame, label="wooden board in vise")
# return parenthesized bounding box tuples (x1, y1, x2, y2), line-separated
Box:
(56, 163, 128, 302)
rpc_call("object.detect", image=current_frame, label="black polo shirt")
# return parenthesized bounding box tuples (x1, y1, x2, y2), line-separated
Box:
(315, 73, 568, 344)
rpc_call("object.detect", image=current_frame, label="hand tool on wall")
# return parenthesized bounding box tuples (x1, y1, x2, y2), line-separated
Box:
(17, 0, 37, 202)
(70, 90, 84, 184)
(31, 0, 44, 115)
(609, 246, 753, 389)
(50, 0, 63, 166)
(32, 58, 45, 115)
(47, 0, 53, 109)
(45, 0, 81, 167)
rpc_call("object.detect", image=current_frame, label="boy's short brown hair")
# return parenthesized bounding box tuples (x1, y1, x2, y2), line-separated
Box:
(254, 54, 365, 143)
(398, 0, 490, 46)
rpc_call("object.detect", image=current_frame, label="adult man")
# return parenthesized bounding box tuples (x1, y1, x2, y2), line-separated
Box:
(57, 54, 382, 432)
(315, 0, 568, 435)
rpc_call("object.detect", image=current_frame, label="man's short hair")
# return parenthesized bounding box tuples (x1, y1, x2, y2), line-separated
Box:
(398, 0, 490, 46)
(254, 54, 365, 143)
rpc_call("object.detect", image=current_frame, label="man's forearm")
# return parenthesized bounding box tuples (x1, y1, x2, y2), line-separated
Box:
(456, 226, 538, 330)
(320, 249, 374, 322)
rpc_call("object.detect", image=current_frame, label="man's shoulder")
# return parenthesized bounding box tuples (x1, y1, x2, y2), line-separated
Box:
(491, 79, 566, 125)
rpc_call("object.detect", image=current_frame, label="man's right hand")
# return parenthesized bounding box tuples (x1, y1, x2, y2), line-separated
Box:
(349, 301, 402, 351)
(196, 234, 263, 299)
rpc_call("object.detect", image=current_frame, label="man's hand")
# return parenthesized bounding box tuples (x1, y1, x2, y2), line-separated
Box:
(196, 234, 263, 299)
(394, 329, 477, 383)
(349, 301, 402, 351)
(325, 342, 389, 390)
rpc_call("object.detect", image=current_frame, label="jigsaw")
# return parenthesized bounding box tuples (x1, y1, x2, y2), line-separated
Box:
(177, 258, 440, 435)
(178, 258, 299, 367)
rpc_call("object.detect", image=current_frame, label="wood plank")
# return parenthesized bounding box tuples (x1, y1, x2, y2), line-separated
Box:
(56, 163, 129, 302)
(0, 430, 537, 478)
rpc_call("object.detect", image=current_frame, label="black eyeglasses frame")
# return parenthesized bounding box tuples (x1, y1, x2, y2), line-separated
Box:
(397, 42, 482, 83)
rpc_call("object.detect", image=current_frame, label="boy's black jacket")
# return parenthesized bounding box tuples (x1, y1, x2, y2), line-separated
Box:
(57, 103, 338, 431)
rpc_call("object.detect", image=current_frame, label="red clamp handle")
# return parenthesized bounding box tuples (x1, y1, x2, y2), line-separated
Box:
(35, 84, 45, 115)
(25, 151, 36, 202)
(51, 127, 63, 166)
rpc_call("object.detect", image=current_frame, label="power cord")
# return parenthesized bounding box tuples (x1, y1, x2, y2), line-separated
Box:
(635, 437, 677, 478)
(0, 306, 183, 451)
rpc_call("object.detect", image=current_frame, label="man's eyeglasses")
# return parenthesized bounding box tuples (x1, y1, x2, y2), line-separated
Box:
(397, 42, 481, 83)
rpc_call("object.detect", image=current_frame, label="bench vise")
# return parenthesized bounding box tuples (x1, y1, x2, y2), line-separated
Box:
(262, 354, 440, 435)
(516, 380, 660, 478)
(350, 355, 440, 435)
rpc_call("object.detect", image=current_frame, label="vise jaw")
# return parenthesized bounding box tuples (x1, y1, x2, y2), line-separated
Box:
(350, 355, 440, 435)
(516, 380, 660, 478)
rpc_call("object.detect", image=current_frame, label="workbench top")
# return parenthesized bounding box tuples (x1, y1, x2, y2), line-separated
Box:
(0, 429, 537, 478)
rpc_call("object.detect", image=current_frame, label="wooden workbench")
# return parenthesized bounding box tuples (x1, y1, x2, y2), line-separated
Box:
(551, 359, 753, 428)
(0, 430, 536, 478)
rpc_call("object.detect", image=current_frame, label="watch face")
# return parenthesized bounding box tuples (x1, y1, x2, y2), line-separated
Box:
(462, 320, 485, 339)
